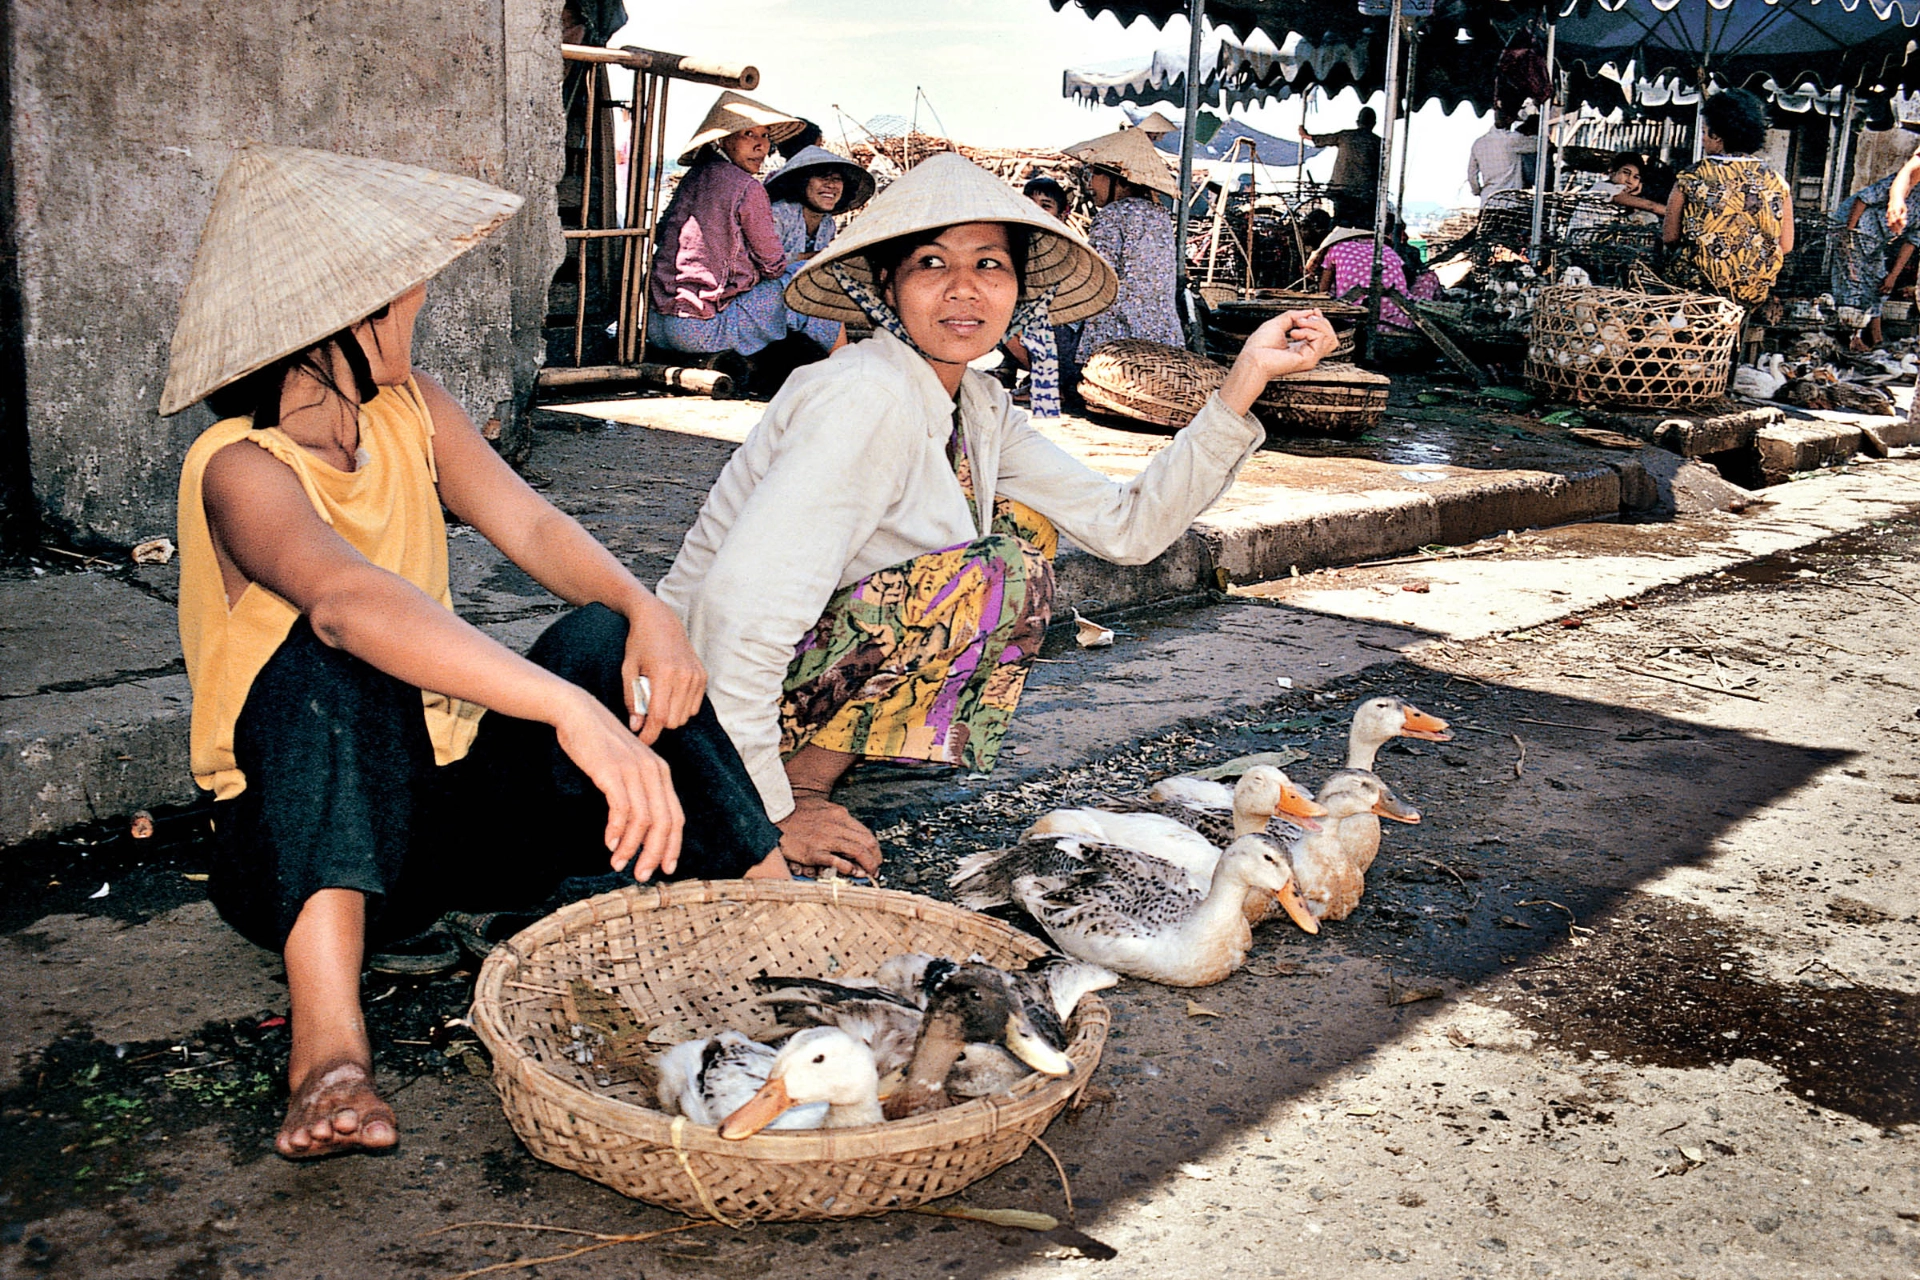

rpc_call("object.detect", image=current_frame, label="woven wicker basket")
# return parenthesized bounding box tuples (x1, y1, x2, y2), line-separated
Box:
(1524, 281, 1744, 408)
(470, 880, 1109, 1223)
(1079, 339, 1387, 438)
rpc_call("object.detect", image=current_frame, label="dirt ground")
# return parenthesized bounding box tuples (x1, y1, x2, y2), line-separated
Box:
(1, 506, 1917, 1279)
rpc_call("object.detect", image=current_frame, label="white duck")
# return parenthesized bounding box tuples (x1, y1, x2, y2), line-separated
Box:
(1254, 772, 1422, 924)
(951, 833, 1317, 987)
(1117, 696, 1450, 817)
(1019, 765, 1325, 894)
(717, 1026, 885, 1139)
(655, 1029, 834, 1130)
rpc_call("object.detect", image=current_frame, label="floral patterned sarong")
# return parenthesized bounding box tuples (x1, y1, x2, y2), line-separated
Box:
(778, 429, 1057, 773)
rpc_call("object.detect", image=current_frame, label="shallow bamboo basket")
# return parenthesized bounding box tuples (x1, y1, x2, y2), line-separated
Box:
(1079, 339, 1387, 438)
(1524, 281, 1744, 409)
(471, 879, 1109, 1222)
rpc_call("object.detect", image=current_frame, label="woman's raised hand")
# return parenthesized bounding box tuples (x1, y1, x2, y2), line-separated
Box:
(1218, 309, 1340, 416)
(621, 594, 708, 744)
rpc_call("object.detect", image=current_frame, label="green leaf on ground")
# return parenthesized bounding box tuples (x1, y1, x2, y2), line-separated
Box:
(1538, 409, 1586, 427)
(1188, 748, 1310, 780)
(1479, 386, 1536, 404)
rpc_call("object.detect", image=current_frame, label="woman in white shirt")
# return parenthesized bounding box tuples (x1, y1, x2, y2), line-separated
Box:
(656, 154, 1337, 875)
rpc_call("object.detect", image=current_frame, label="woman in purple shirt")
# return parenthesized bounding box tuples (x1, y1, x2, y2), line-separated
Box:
(648, 92, 844, 358)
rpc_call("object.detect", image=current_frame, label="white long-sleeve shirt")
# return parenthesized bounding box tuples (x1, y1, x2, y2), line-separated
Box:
(655, 327, 1265, 818)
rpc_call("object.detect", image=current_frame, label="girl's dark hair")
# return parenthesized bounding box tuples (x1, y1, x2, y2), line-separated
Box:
(1023, 175, 1070, 211)
(1703, 89, 1770, 155)
(865, 223, 1032, 295)
(205, 306, 385, 427)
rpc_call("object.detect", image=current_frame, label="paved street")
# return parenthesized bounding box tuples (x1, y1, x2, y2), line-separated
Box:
(0, 425, 1916, 1278)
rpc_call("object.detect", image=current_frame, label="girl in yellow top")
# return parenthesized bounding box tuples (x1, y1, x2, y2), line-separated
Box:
(163, 146, 781, 1160)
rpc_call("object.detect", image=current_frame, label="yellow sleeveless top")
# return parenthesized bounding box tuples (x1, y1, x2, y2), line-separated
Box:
(176, 378, 484, 799)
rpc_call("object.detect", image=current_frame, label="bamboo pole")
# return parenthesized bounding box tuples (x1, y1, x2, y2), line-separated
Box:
(1367, 0, 1406, 352)
(1175, 0, 1208, 352)
(562, 43, 756, 90)
(573, 65, 599, 366)
(1528, 22, 1557, 264)
(536, 364, 734, 397)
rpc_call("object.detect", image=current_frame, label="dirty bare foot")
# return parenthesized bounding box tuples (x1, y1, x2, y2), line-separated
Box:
(742, 847, 792, 879)
(277, 1057, 397, 1159)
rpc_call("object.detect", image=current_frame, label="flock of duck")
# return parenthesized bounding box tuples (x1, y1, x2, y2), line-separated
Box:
(655, 953, 1115, 1138)
(649, 694, 1450, 1138)
(949, 695, 1451, 986)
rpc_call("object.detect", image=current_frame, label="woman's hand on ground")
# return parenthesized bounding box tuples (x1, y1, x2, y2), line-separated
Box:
(775, 794, 884, 878)
(551, 688, 685, 879)
(620, 594, 707, 743)
(1218, 309, 1340, 416)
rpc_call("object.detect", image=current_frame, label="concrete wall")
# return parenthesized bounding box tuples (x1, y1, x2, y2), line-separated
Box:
(8, 0, 564, 547)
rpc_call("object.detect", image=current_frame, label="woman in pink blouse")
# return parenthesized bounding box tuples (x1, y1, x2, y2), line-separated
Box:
(647, 92, 843, 358)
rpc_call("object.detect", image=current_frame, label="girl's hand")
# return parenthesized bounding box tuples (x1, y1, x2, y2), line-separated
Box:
(1218, 309, 1340, 416)
(621, 594, 707, 744)
(551, 689, 685, 880)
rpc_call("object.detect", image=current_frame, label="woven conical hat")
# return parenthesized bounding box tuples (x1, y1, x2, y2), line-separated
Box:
(785, 152, 1118, 326)
(1065, 126, 1181, 199)
(159, 145, 522, 416)
(763, 145, 876, 214)
(678, 91, 806, 166)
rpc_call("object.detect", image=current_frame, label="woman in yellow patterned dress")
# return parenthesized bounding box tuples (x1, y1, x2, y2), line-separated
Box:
(1662, 89, 1794, 308)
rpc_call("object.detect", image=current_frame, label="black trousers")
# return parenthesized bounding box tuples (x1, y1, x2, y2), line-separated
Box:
(207, 604, 781, 952)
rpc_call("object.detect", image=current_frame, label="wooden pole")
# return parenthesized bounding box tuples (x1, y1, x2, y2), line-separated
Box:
(536, 363, 734, 397)
(562, 43, 756, 90)
(573, 65, 599, 366)
(1176, 0, 1208, 352)
(1367, 0, 1406, 353)
(1528, 22, 1557, 264)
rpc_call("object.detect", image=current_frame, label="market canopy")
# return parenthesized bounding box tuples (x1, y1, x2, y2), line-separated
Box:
(1063, 28, 1296, 107)
(1549, 0, 1920, 109)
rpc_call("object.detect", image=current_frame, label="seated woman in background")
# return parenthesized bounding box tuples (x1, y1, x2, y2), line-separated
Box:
(655, 154, 1338, 876)
(1663, 89, 1793, 309)
(1066, 127, 1185, 353)
(648, 92, 844, 360)
(163, 147, 781, 1159)
(1311, 226, 1421, 333)
(763, 145, 875, 262)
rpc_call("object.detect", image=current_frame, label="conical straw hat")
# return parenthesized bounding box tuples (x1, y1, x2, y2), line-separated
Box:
(159, 145, 522, 416)
(763, 144, 876, 214)
(785, 152, 1118, 326)
(678, 91, 806, 166)
(1064, 126, 1181, 199)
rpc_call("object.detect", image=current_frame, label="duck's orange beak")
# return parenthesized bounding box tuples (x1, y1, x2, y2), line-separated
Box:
(1277, 781, 1327, 832)
(1275, 880, 1320, 934)
(719, 1076, 794, 1140)
(1373, 793, 1422, 824)
(1400, 706, 1453, 742)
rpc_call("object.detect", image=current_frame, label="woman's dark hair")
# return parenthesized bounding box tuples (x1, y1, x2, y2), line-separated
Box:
(1608, 150, 1644, 175)
(866, 223, 1032, 296)
(1702, 88, 1770, 155)
(1023, 175, 1070, 211)
(205, 306, 385, 428)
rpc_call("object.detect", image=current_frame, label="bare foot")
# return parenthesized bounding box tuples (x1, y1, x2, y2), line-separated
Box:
(277, 1057, 398, 1159)
(742, 847, 792, 879)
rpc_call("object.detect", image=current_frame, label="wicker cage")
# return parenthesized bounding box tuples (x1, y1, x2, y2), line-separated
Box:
(470, 879, 1109, 1223)
(1524, 280, 1744, 408)
(1079, 339, 1388, 438)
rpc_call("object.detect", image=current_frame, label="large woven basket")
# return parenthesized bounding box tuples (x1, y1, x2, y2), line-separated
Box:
(470, 880, 1109, 1222)
(1524, 280, 1744, 408)
(1079, 339, 1387, 438)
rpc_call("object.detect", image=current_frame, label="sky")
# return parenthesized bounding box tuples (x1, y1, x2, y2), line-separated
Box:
(610, 0, 1496, 212)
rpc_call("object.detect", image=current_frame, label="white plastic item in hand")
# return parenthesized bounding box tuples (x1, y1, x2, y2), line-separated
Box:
(631, 675, 652, 718)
